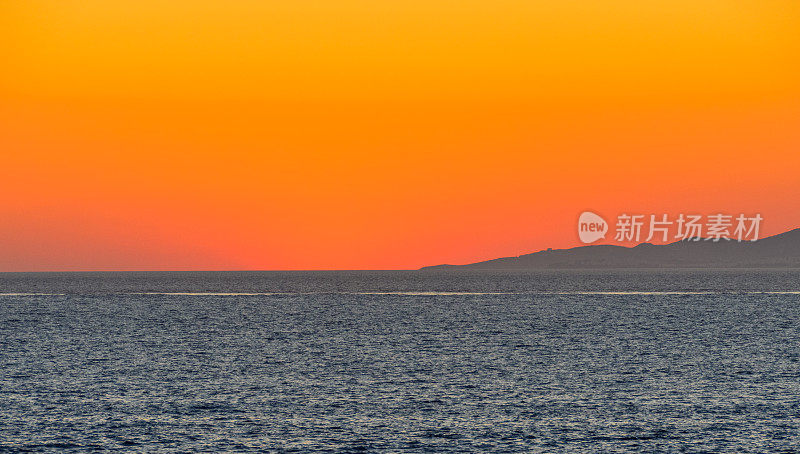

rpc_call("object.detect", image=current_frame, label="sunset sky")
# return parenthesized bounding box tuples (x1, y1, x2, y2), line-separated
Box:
(2, 0, 799, 271)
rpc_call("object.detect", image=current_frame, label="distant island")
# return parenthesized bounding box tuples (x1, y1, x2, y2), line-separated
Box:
(421, 228, 800, 270)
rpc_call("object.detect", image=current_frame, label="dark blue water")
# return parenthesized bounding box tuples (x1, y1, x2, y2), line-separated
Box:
(1, 270, 799, 452)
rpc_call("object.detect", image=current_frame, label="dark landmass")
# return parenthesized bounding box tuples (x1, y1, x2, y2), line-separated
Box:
(421, 228, 800, 270)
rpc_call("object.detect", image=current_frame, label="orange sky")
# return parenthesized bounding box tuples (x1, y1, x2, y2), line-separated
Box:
(1, 0, 799, 271)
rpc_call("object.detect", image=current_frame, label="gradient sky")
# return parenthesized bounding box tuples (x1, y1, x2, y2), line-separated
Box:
(2, 0, 799, 270)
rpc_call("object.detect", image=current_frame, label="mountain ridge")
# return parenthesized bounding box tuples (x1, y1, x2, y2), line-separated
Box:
(420, 228, 800, 270)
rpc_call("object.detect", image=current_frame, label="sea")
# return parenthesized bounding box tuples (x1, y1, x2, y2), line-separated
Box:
(0, 270, 798, 452)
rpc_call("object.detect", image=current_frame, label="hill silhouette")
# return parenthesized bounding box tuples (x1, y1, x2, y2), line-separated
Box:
(421, 228, 800, 270)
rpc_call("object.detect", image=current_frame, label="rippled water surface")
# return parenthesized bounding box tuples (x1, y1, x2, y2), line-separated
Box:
(1, 270, 799, 452)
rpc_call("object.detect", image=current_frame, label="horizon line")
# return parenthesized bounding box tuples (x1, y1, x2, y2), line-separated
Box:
(3, 226, 797, 274)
